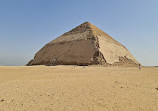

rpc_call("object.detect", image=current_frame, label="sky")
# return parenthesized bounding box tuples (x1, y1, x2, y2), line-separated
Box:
(0, 0, 158, 66)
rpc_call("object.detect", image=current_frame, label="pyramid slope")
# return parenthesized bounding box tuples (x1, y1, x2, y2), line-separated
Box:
(48, 22, 121, 45)
(48, 22, 94, 44)
(27, 22, 140, 66)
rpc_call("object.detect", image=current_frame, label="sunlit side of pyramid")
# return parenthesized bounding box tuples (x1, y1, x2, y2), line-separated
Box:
(27, 22, 140, 66)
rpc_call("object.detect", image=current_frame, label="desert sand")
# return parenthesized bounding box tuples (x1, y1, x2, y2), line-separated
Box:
(0, 66, 158, 111)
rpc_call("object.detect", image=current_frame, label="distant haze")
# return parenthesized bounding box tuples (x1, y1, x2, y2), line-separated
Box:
(0, 0, 158, 66)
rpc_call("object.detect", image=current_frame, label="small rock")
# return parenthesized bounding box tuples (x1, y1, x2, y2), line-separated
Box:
(0, 99, 4, 102)
(155, 88, 158, 90)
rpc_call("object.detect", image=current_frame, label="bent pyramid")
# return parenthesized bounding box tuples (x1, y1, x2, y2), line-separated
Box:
(27, 22, 140, 66)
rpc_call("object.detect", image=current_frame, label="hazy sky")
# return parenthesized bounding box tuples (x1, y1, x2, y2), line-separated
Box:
(0, 0, 158, 66)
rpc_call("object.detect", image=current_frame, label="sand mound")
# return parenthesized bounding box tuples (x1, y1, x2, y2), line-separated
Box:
(27, 22, 140, 66)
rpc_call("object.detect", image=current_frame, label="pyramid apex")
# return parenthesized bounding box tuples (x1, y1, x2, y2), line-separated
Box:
(82, 21, 93, 25)
(81, 21, 94, 27)
(63, 22, 94, 35)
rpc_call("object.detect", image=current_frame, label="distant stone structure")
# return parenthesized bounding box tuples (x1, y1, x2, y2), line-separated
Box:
(27, 22, 140, 66)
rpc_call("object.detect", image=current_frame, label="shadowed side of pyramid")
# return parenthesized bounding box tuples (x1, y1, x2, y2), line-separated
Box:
(27, 22, 140, 66)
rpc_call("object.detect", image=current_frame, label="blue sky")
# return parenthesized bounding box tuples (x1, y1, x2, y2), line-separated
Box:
(0, 0, 158, 66)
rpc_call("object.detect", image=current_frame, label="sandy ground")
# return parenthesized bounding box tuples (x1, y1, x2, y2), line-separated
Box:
(0, 66, 158, 111)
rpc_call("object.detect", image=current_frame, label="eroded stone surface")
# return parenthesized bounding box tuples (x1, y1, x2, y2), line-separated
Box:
(27, 22, 140, 66)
